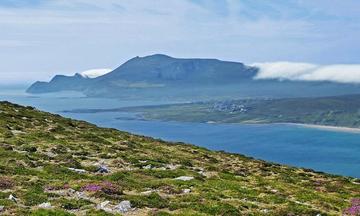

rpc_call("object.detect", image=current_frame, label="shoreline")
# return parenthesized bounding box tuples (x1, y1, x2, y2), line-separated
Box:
(285, 123, 360, 134)
(57, 106, 360, 134)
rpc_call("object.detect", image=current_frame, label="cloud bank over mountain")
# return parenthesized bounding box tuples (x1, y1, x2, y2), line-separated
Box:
(79, 68, 112, 78)
(253, 62, 360, 84)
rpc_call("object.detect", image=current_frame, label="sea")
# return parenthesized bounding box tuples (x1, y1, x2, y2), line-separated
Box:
(1, 86, 360, 178)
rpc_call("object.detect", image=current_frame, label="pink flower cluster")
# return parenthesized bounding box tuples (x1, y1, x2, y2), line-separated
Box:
(82, 184, 103, 192)
(81, 181, 118, 193)
(344, 198, 360, 215)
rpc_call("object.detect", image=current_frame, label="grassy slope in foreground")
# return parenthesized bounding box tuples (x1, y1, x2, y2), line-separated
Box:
(0, 101, 359, 216)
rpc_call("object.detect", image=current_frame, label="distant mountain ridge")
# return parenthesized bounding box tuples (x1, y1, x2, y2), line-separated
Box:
(27, 54, 258, 94)
(27, 54, 360, 99)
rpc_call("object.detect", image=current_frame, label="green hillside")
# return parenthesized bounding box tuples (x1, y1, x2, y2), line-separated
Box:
(109, 94, 360, 128)
(0, 101, 359, 215)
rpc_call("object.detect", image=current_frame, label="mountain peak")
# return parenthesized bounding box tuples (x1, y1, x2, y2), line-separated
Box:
(121, 54, 174, 66)
(128, 54, 173, 61)
(141, 53, 173, 59)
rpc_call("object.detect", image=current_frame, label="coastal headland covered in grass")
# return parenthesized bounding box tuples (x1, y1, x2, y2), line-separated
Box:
(0, 101, 359, 215)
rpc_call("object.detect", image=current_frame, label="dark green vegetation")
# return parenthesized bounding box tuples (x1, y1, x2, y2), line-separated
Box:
(27, 54, 360, 99)
(0, 101, 359, 215)
(105, 94, 360, 128)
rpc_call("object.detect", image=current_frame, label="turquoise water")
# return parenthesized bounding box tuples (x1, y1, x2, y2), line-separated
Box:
(1, 87, 360, 178)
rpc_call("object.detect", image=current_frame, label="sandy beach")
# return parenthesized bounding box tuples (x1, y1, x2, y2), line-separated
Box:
(287, 123, 360, 134)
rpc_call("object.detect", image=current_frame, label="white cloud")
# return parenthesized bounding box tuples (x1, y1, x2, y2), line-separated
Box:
(253, 62, 360, 84)
(252, 62, 318, 80)
(79, 68, 112, 78)
(0, 0, 359, 84)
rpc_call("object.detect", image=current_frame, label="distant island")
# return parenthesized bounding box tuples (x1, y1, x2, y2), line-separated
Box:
(27, 54, 360, 100)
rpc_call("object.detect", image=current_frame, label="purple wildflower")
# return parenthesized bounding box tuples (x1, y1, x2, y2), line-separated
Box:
(344, 198, 360, 215)
(80, 181, 122, 195)
(82, 184, 103, 192)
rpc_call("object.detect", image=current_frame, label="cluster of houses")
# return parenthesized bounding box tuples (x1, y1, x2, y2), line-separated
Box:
(211, 101, 248, 113)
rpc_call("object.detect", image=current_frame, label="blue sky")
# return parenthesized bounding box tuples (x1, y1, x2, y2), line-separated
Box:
(0, 0, 359, 83)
